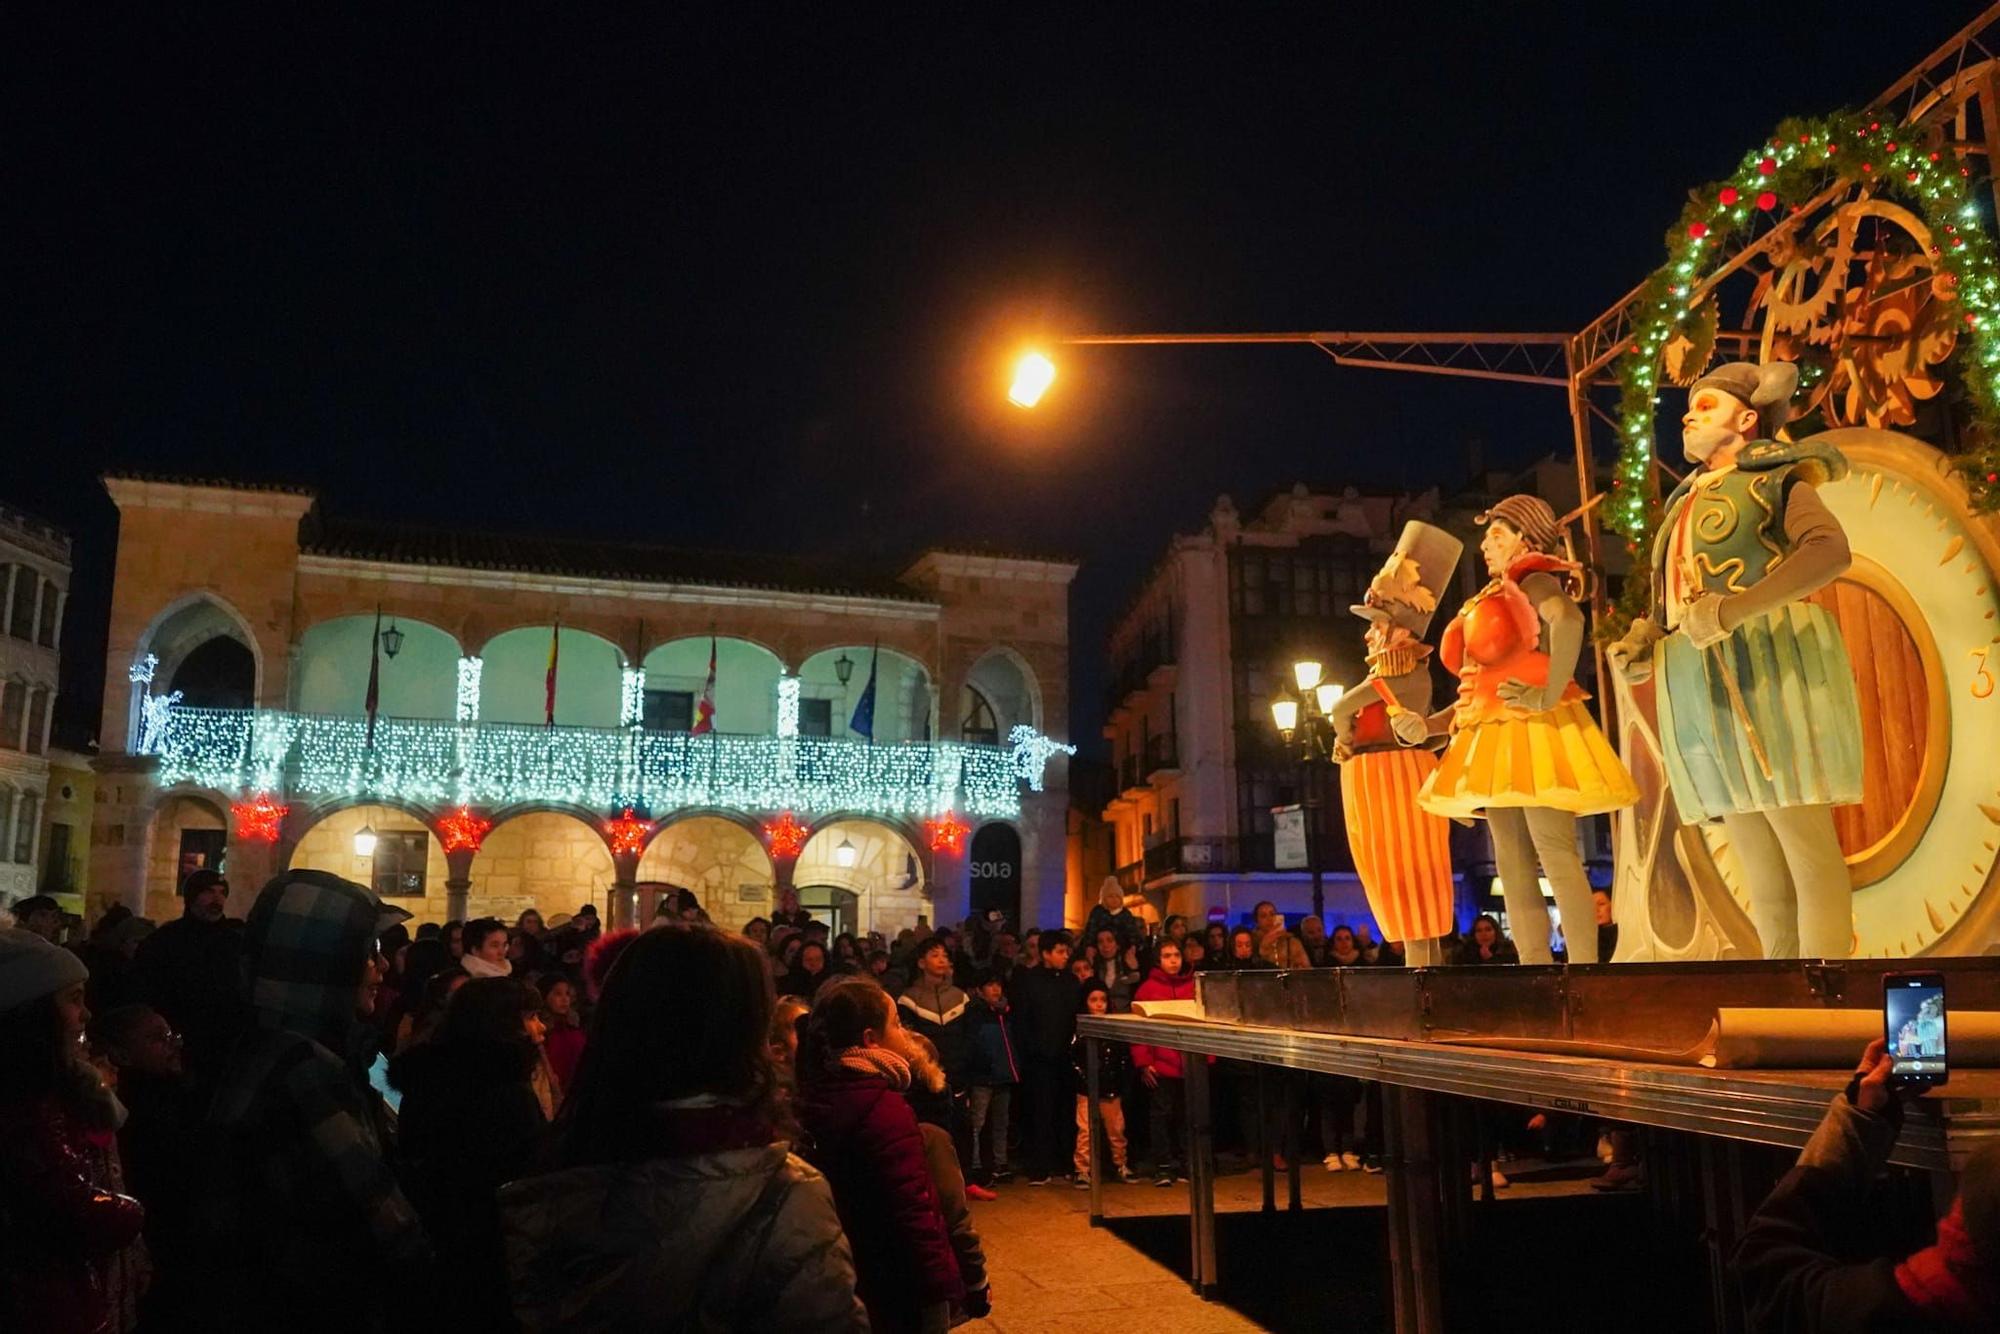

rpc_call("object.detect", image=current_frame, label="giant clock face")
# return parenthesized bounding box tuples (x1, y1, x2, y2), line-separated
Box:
(1695, 428, 2000, 956)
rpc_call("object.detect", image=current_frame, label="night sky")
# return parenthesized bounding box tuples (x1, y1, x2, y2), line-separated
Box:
(0, 3, 1946, 754)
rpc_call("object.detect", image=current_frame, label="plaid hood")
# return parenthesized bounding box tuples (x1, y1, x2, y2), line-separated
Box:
(241, 870, 383, 1051)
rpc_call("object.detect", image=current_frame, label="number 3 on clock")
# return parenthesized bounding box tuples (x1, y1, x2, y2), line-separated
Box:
(1973, 646, 1997, 700)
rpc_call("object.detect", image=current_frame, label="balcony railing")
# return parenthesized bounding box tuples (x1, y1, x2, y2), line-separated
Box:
(139, 704, 1070, 820)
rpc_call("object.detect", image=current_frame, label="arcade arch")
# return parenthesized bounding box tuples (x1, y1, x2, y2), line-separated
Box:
(641, 637, 784, 733)
(475, 808, 617, 925)
(288, 802, 453, 921)
(796, 818, 927, 937)
(635, 813, 775, 929)
(140, 595, 259, 709)
(294, 616, 461, 719)
(479, 626, 625, 728)
(796, 646, 932, 743)
(142, 792, 230, 920)
(963, 648, 1040, 741)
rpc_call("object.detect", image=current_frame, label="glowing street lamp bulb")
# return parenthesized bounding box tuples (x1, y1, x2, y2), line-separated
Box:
(1315, 681, 1344, 715)
(1291, 660, 1323, 692)
(353, 825, 378, 858)
(835, 836, 858, 869)
(1009, 351, 1056, 408)
(1270, 698, 1299, 735)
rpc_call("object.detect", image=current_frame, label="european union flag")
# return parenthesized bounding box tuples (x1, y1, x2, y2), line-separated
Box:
(849, 646, 878, 741)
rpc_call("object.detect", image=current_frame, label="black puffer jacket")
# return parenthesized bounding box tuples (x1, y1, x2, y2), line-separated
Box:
(390, 1037, 548, 1328)
(896, 979, 971, 1086)
(1008, 964, 1082, 1061)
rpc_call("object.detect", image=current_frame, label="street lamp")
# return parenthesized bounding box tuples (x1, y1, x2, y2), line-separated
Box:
(353, 825, 378, 858)
(1269, 657, 1347, 921)
(1008, 351, 1056, 408)
(834, 653, 854, 686)
(380, 619, 404, 660)
(835, 835, 858, 869)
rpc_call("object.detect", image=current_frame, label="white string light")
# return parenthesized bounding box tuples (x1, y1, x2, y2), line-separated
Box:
(620, 667, 647, 727)
(455, 656, 483, 723)
(142, 702, 1058, 820)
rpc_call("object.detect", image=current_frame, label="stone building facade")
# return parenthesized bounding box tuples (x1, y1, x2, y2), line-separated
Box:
(0, 501, 68, 910)
(92, 477, 1074, 935)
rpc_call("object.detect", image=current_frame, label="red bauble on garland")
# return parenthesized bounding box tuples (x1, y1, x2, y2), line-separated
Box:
(1718, 186, 1739, 206)
(1756, 191, 1778, 210)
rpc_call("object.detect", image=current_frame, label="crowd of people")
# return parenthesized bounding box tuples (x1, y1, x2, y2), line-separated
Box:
(6, 871, 1996, 1332)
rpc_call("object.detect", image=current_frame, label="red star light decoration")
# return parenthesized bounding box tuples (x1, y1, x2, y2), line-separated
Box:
(230, 792, 289, 843)
(926, 811, 970, 855)
(764, 810, 809, 860)
(604, 807, 655, 858)
(436, 806, 492, 854)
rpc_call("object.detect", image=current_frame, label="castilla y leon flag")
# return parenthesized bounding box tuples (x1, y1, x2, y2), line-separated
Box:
(544, 622, 560, 727)
(691, 635, 717, 735)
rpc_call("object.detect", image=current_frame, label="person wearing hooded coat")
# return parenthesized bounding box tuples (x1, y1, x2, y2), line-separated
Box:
(189, 870, 429, 1334)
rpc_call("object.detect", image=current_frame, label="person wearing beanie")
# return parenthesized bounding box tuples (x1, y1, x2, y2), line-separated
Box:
(0, 927, 148, 1334)
(1419, 495, 1638, 964)
(131, 867, 244, 1089)
(1735, 1038, 1999, 1329)
(187, 871, 430, 1333)
(1610, 360, 1862, 959)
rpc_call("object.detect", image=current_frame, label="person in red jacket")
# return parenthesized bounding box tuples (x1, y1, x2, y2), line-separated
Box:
(1130, 940, 1212, 1188)
(798, 978, 970, 1334)
(0, 927, 147, 1334)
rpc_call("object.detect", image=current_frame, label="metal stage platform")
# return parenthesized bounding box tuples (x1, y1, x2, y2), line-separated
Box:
(1076, 960, 2000, 1334)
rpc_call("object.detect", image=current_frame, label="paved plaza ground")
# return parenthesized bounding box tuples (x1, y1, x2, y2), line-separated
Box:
(961, 1157, 1610, 1333)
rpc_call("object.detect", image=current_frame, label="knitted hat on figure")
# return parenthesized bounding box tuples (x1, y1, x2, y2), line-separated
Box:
(1474, 494, 1563, 555)
(0, 926, 88, 1014)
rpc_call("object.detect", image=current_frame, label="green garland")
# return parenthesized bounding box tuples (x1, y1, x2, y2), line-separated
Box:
(1609, 109, 2000, 546)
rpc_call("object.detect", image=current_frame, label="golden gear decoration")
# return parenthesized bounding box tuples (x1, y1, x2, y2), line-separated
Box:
(1662, 299, 1720, 386)
(1760, 198, 1960, 431)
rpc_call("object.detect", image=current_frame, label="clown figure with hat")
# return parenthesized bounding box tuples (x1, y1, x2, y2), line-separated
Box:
(1608, 361, 1862, 959)
(1323, 521, 1464, 967)
(1419, 495, 1638, 964)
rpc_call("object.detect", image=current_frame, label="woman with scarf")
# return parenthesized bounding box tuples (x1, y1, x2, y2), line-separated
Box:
(1419, 495, 1637, 963)
(500, 924, 862, 1332)
(0, 928, 148, 1334)
(796, 977, 967, 1334)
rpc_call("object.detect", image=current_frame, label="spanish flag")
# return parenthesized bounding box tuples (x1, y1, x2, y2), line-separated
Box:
(544, 622, 560, 726)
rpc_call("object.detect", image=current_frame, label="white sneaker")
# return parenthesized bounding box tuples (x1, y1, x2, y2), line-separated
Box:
(1340, 1152, 1362, 1171)
(1323, 1153, 1345, 1172)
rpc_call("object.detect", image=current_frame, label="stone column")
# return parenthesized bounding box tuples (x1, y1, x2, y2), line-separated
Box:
(1017, 790, 1070, 933)
(609, 850, 641, 930)
(443, 847, 476, 922)
(928, 840, 970, 931)
(90, 753, 160, 914)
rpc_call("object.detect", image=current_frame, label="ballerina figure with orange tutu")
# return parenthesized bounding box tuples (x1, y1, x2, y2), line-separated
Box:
(1418, 495, 1638, 964)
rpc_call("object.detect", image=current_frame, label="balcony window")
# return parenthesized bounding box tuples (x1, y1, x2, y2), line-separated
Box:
(799, 698, 832, 737)
(643, 688, 694, 732)
(13, 794, 36, 863)
(7, 570, 31, 641)
(25, 688, 47, 755)
(36, 585, 57, 648)
(961, 687, 999, 745)
(370, 830, 430, 898)
(0, 682, 20, 750)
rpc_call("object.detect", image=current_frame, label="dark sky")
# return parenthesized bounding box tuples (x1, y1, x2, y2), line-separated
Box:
(0, 3, 1948, 753)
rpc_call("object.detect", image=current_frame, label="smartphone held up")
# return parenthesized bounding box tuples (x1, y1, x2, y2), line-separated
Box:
(1883, 971, 1948, 1091)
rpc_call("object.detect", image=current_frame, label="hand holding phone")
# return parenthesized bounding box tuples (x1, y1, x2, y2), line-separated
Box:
(1883, 971, 1949, 1091)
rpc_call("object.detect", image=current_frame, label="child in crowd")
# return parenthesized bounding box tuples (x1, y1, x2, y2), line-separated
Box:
(964, 970, 1019, 1191)
(1071, 981, 1134, 1185)
(538, 974, 586, 1094)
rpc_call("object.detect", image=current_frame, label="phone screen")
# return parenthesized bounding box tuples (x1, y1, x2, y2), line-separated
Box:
(1884, 973, 1947, 1086)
